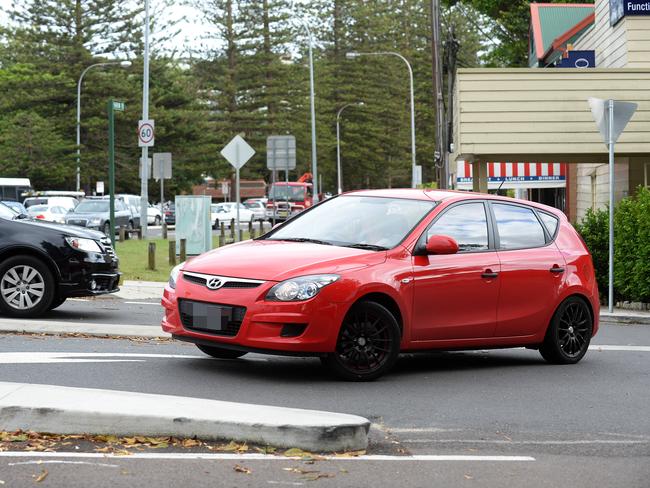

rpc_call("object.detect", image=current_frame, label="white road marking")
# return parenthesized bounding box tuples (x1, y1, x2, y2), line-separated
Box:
(0, 351, 268, 364)
(0, 452, 535, 462)
(589, 345, 650, 352)
(402, 439, 650, 445)
(7, 460, 119, 468)
(124, 302, 161, 306)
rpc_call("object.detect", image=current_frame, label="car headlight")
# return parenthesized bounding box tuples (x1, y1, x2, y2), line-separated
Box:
(169, 263, 184, 289)
(266, 274, 339, 302)
(89, 217, 101, 225)
(65, 237, 102, 253)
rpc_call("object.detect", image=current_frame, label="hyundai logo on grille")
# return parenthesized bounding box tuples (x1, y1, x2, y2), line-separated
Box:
(206, 277, 224, 290)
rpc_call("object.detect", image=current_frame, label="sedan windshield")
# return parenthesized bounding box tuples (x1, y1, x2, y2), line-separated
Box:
(266, 195, 436, 250)
(74, 201, 109, 213)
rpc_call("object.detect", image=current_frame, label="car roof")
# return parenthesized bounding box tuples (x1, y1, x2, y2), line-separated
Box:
(342, 188, 566, 219)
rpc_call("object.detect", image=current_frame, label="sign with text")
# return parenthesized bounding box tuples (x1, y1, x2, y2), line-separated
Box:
(557, 51, 595, 68)
(611, 0, 650, 24)
(138, 119, 155, 147)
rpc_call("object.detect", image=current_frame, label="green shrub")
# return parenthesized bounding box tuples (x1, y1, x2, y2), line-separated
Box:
(577, 187, 650, 303)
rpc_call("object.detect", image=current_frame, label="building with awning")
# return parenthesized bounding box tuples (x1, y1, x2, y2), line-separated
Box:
(451, 0, 650, 223)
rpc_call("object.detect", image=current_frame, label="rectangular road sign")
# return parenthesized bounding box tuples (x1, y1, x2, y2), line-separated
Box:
(138, 119, 155, 147)
(112, 101, 125, 112)
(267, 135, 296, 171)
(153, 152, 172, 180)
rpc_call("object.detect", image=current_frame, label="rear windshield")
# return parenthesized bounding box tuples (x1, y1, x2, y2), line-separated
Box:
(75, 201, 109, 213)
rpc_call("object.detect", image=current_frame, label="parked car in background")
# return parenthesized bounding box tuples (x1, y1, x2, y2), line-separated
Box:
(210, 202, 254, 229)
(148, 204, 162, 226)
(24, 196, 78, 213)
(164, 203, 175, 225)
(243, 200, 267, 221)
(26, 204, 68, 224)
(64, 198, 132, 235)
(163, 189, 599, 381)
(114, 194, 142, 229)
(0, 202, 119, 317)
(2, 201, 27, 215)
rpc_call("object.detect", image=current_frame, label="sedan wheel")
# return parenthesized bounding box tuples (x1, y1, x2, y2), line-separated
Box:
(196, 344, 247, 359)
(322, 301, 401, 381)
(0, 256, 54, 317)
(154, 216, 161, 226)
(540, 296, 592, 364)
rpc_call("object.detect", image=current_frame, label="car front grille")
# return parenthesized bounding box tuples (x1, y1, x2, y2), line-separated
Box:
(182, 272, 263, 290)
(99, 237, 117, 260)
(91, 274, 119, 292)
(178, 299, 246, 337)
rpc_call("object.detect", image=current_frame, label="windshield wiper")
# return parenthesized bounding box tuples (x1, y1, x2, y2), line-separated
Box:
(272, 237, 333, 246)
(343, 243, 389, 251)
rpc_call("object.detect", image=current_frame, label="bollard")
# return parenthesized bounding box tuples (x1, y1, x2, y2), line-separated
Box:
(230, 219, 235, 239)
(180, 238, 186, 262)
(169, 240, 176, 266)
(220, 222, 225, 242)
(119, 226, 126, 242)
(148, 242, 156, 270)
(162, 222, 167, 240)
(250, 225, 256, 240)
(238, 228, 243, 242)
(258, 219, 264, 235)
(248, 220, 253, 239)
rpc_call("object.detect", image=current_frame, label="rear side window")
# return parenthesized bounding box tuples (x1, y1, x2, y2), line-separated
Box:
(428, 202, 489, 252)
(493, 203, 546, 250)
(538, 212, 559, 238)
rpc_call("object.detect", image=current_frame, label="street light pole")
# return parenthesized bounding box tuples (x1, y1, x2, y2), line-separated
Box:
(140, 0, 151, 239)
(296, 18, 319, 203)
(336, 102, 364, 194)
(346, 51, 417, 188)
(76, 60, 131, 192)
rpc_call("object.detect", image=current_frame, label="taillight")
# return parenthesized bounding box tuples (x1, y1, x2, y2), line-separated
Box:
(35, 214, 45, 219)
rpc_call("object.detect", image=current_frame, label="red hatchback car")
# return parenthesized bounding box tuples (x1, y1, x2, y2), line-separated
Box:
(162, 190, 599, 381)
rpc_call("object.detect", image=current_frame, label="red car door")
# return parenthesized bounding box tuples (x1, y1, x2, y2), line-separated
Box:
(411, 201, 500, 341)
(489, 202, 566, 338)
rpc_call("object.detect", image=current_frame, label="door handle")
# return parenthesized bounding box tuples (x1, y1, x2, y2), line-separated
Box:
(481, 270, 499, 279)
(549, 266, 565, 274)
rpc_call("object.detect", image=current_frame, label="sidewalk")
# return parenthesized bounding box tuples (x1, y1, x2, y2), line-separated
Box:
(115, 280, 166, 300)
(600, 308, 650, 325)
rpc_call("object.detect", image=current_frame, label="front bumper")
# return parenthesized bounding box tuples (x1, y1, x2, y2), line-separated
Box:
(58, 250, 121, 298)
(161, 278, 347, 354)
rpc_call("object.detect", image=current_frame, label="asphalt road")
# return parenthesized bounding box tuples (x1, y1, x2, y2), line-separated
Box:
(0, 304, 648, 487)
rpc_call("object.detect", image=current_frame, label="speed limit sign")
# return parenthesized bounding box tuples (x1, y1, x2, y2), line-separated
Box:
(138, 119, 155, 147)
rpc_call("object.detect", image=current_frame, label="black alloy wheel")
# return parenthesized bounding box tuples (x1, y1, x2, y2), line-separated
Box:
(540, 296, 593, 364)
(322, 300, 401, 381)
(154, 215, 161, 226)
(196, 344, 247, 359)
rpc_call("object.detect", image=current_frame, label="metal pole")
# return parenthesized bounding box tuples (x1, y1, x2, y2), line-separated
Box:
(235, 167, 240, 240)
(76, 61, 129, 192)
(108, 100, 116, 247)
(608, 99, 615, 313)
(305, 23, 319, 203)
(140, 0, 150, 239)
(346, 52, 416, 187)
(336, 112, 342, 194)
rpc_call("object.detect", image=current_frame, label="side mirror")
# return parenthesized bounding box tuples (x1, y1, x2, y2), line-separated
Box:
(425, 235, 459, 255)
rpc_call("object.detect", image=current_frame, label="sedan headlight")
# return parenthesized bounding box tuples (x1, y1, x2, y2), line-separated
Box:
(169, 263, 184, 289)
(89, 217, 101, 225)
(65, 237, 102, 253)
(266, 274, 339, 302)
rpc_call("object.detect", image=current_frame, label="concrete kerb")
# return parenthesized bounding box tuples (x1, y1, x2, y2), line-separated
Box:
(0, 382, 370, 452)
(115, 280, 166, 300)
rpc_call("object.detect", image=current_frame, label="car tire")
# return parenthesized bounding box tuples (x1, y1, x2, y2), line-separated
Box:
(539, 296, 593, 365)
(154, 216, 161, 226)
(196, 344, 248, 359)
(103, 222, 111, 236)
(321, 300, 401, 381)
(0, 255, 55, 318)
(49, 296, 66, 311)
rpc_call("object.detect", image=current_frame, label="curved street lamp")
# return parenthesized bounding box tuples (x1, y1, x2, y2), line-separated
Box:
(336, 101, 364, 194)
(346, 51, 416, 188)
(76, 60, 131, 192)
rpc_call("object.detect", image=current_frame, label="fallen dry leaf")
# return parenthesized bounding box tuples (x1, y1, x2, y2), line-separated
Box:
(34, 469, 48, 482)
(302, 472, 335, 481)
(233, 464, 251, 474)
(334, 450, 366, 458)
(464, 474, 474, 480)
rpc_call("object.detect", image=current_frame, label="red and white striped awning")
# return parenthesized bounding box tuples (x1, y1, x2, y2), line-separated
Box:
(456, 162, 566, 190)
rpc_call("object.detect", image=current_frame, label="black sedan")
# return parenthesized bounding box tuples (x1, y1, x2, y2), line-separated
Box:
(0, 203, 120, 317)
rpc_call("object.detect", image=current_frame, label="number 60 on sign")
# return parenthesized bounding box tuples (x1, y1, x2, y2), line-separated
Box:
(138, 119, 155, 147)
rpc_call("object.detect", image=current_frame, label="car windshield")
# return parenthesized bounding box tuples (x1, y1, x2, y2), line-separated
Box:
(269, 185, 306, 202)
(27, 205, 49, 213)
(74, 201, 109, 213)
(265, 195, 436, 250)
(0, 202, 19, 220)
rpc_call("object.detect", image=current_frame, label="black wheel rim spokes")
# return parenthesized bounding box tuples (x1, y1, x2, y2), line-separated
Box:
(337, 311, 392, 373)
(558, 303, 590, 357)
